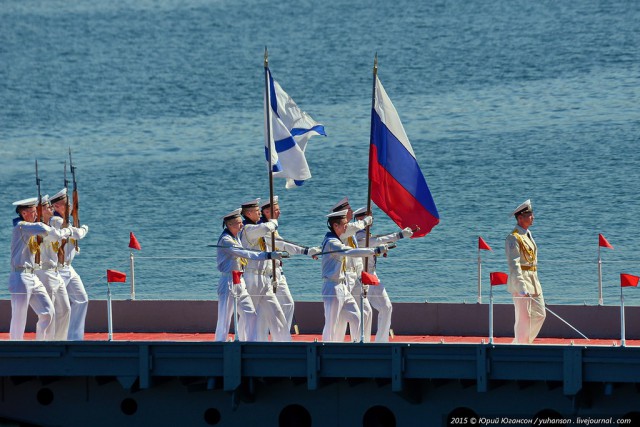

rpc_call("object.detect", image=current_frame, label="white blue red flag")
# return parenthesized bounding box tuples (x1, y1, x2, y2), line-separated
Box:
(265, 68, 326, 189)
(369, 76, 439, 237)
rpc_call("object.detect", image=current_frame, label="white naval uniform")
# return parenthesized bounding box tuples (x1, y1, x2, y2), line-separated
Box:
(335, 232, 373, 343)
(263, 231, 310, 333)
(505, 225, 546, 344)
(56, 217, 89, 341)
(9, 219, 71, 340)
(34, 216, 83, 340)
(321, 231, 378, 342)
(239, 220, 290, 342)
(215, 230, 266, 342)
(355, 229, 404, 342)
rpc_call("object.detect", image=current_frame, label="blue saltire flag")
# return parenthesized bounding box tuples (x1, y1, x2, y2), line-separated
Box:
(265, 67, 326, 188)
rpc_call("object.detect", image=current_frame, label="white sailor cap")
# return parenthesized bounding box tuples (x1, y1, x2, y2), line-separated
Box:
(326, 209, 349, 219)
(50, 188, 68, 204)
(260, 196, 279, 210)
(39, 195, 50, 205)
(222, 208, 242, 222)
(353, 206, 367, 217)
(331, 197, 350, 212)
(12, 197, 39, 208)
(512, 199, 533, 217)
(241, 198, 260, 209)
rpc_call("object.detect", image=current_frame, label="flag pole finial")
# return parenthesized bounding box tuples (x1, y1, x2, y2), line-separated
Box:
(264, 47, 268, 67)
(373, 53, 378, 73)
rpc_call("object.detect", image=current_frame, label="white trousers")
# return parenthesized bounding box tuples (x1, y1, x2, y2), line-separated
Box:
(368, 284, 393, 342)
(512, 294, 546, 344)
(244, 273, 290, 342)
(274, 271, 295, 332)
(215, 277, 257, 342)
(9, 274, 54, 340)
(336, 283, 372, 342)
(322, 281, 361, 342)
(59, 266, 88, 341)
(36, 270, 71, 341)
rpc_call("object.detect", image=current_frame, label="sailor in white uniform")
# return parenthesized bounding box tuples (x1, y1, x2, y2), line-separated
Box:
(35, 195, 88, 340)
(505, 199, 546, 344)
(331, 198, 374, 342)
(259, 196, 320, 333)
(50, 188, 89, 340)
(239, 198, 290, 342)
(9, 197, 72, 340)
(321, 209, 389, 342)
(215, 208, 282, 342)
(353, 207, 413, 342)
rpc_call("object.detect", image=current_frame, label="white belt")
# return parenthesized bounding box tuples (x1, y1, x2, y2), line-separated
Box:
(13, 266, 35, 274)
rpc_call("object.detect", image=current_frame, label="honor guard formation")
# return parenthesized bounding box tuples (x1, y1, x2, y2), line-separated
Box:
(9, 172, 540, 343)
(9, 191, 89, 341)
(214, 195, 418, 343)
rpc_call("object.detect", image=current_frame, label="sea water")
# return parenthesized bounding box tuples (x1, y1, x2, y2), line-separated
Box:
(1, 0, 639, 306)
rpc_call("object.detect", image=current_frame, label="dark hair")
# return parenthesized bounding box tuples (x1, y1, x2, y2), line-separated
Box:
(327, 216, 345, 232)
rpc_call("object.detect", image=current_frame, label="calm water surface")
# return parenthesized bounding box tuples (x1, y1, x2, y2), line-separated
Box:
(1, 0, 639, 306)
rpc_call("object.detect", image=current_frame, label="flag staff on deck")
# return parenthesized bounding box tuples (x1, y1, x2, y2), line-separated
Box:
(619, 273, 639, 347)
(477, 237, 492, 303)
(106, 269, 127, 341)
(488, 272, 508, 344)
(360, 54, 379, 343)
(598, 233, 613, 306)
(263, 47, 278, 294)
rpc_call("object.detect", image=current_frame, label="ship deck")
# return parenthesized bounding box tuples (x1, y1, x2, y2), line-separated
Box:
(3, 332, 639, 346)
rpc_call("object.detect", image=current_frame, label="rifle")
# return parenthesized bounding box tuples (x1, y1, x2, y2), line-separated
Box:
(58, 161, 69, 265)
(35, 160, 43, 265)
(69, 148, 79, 251)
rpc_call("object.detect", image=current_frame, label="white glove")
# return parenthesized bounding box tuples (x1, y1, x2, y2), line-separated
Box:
(307, 247, 321, 257)
(268, 251, 282, 260)
(374, 244, 389, 255)
(81, 225, 89, 234)
(362, 216, 373, 227)
(400, 227, 413, 239)
(270, 219, 278, 227)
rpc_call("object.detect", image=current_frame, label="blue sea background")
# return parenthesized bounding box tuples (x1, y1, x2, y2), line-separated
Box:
(1, 0, 639, 306)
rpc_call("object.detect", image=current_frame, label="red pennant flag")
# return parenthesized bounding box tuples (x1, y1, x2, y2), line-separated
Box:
(361, 271, 380, 286)
(129, 232, 142, 250)
(621, 273, 639, 288)
(478, 236, 492, 251)
(490, 272, 508, 286)
(232, 270, 243, 285)
(598, 234, 613, 250)
(107, 269, 127, 283)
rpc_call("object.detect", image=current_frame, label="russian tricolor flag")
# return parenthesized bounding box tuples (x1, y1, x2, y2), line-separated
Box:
(369, 76, 439, 238)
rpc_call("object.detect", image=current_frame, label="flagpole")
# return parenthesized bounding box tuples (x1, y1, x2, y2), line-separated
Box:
(129, 251, 136, 300)
(620, 285, 626, 347)
(598, 245, 603, 306)
(107, 281, 113, 342)
(359, 54, 378, 344)
(489, 283, 494, 344)
(477, 247, 482, 304)
(233, 284, 239, 342)
(264, 47, 278, 295)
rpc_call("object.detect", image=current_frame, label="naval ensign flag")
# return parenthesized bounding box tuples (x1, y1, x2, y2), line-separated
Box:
(264, 67, 326, 189)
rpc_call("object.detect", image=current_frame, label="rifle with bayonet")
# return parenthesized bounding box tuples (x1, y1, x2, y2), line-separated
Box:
(35, 160, 43, 265)
(58, 161, 70, 265)
(69, 148, 79, 251)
